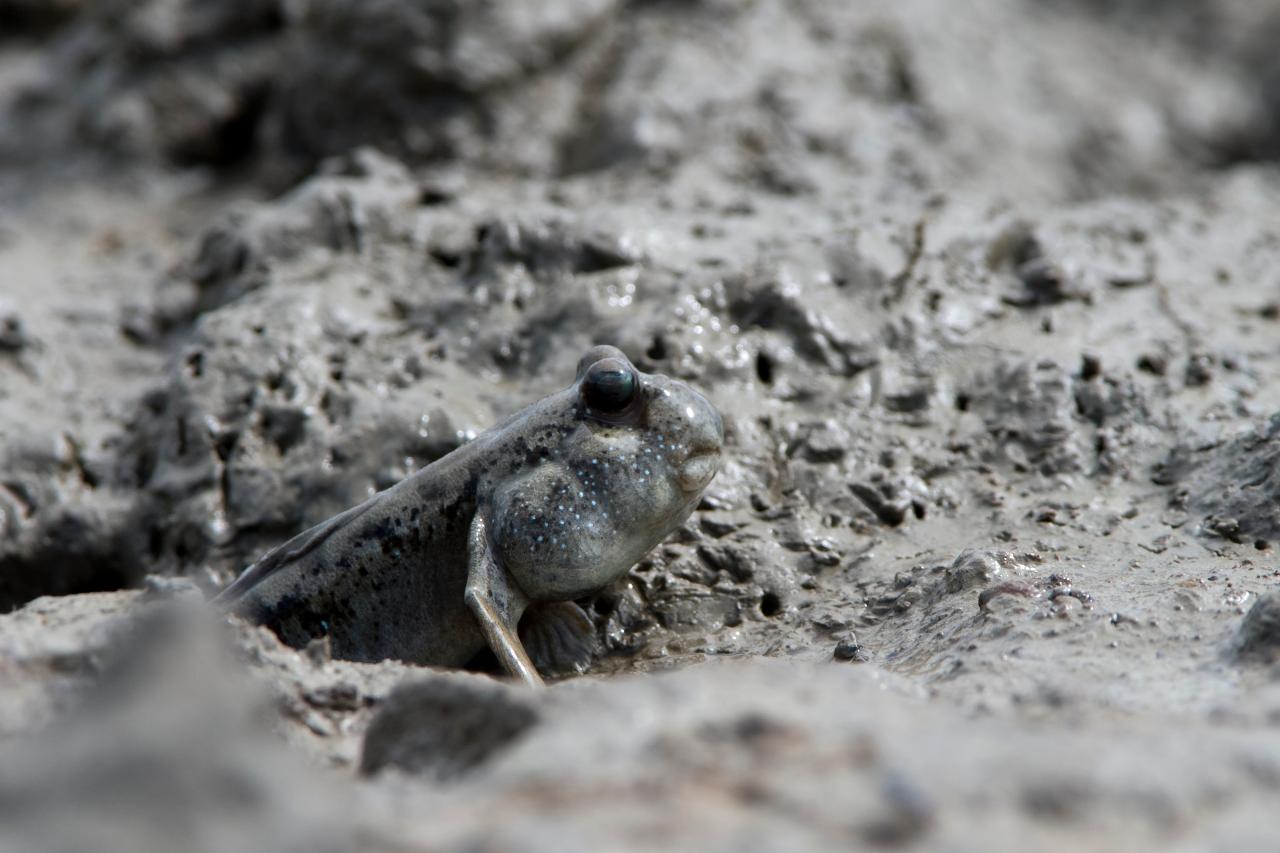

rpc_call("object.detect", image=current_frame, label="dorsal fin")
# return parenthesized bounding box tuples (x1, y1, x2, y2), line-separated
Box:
(213, 490, 385, 605)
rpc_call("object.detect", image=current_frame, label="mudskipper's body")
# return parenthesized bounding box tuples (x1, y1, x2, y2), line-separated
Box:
(215, 346, 723, 686)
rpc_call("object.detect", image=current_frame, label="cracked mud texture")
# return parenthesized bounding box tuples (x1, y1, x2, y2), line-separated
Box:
(3, 0, 1280, 850)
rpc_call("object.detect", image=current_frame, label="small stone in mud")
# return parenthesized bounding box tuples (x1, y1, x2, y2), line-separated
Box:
(1235, 592, 1280, 663)
(833, 634, 870, 662)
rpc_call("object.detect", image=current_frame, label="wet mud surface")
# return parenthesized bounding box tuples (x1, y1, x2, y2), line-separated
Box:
(2, 1, 1280, 850)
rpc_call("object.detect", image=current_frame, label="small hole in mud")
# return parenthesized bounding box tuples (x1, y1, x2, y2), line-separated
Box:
(429, 248, 461, 268)
(133, 447, 156, 487)
(213, 431, 239, 462)
(1256, 539, 1270, 551)
(647, 335, 668, 361)
(1080, 353, 1101, 381)
(418, 185, 451, 206)
(954, 393, 970, 412)
(148, 526, 164, 560)
(755, 351, 775, 385)
(912, 501, 926, 520)
(760, 591, 782, 617)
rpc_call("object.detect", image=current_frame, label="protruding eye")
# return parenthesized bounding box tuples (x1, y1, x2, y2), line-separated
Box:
(581, 358, 638, 413)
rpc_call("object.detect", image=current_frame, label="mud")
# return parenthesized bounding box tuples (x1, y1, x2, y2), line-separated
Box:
(2, 0, 1280, 849)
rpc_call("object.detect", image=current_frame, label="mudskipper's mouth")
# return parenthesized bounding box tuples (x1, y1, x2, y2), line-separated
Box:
(678, 451, 721, 493)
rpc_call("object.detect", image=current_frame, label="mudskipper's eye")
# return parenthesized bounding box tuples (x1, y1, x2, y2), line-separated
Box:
(582, 358, 638, 413)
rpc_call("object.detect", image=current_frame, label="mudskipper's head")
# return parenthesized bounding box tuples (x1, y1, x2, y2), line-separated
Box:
(495, 345, 724, 601)
(573, 344, 723, 496)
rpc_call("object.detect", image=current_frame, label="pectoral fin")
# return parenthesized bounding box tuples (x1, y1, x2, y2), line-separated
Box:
(465, 513, 544, 688)
(519, 601, 599, 677)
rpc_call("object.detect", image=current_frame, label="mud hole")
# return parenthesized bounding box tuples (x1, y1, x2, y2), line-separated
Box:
(2, 1, 1280, 851)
